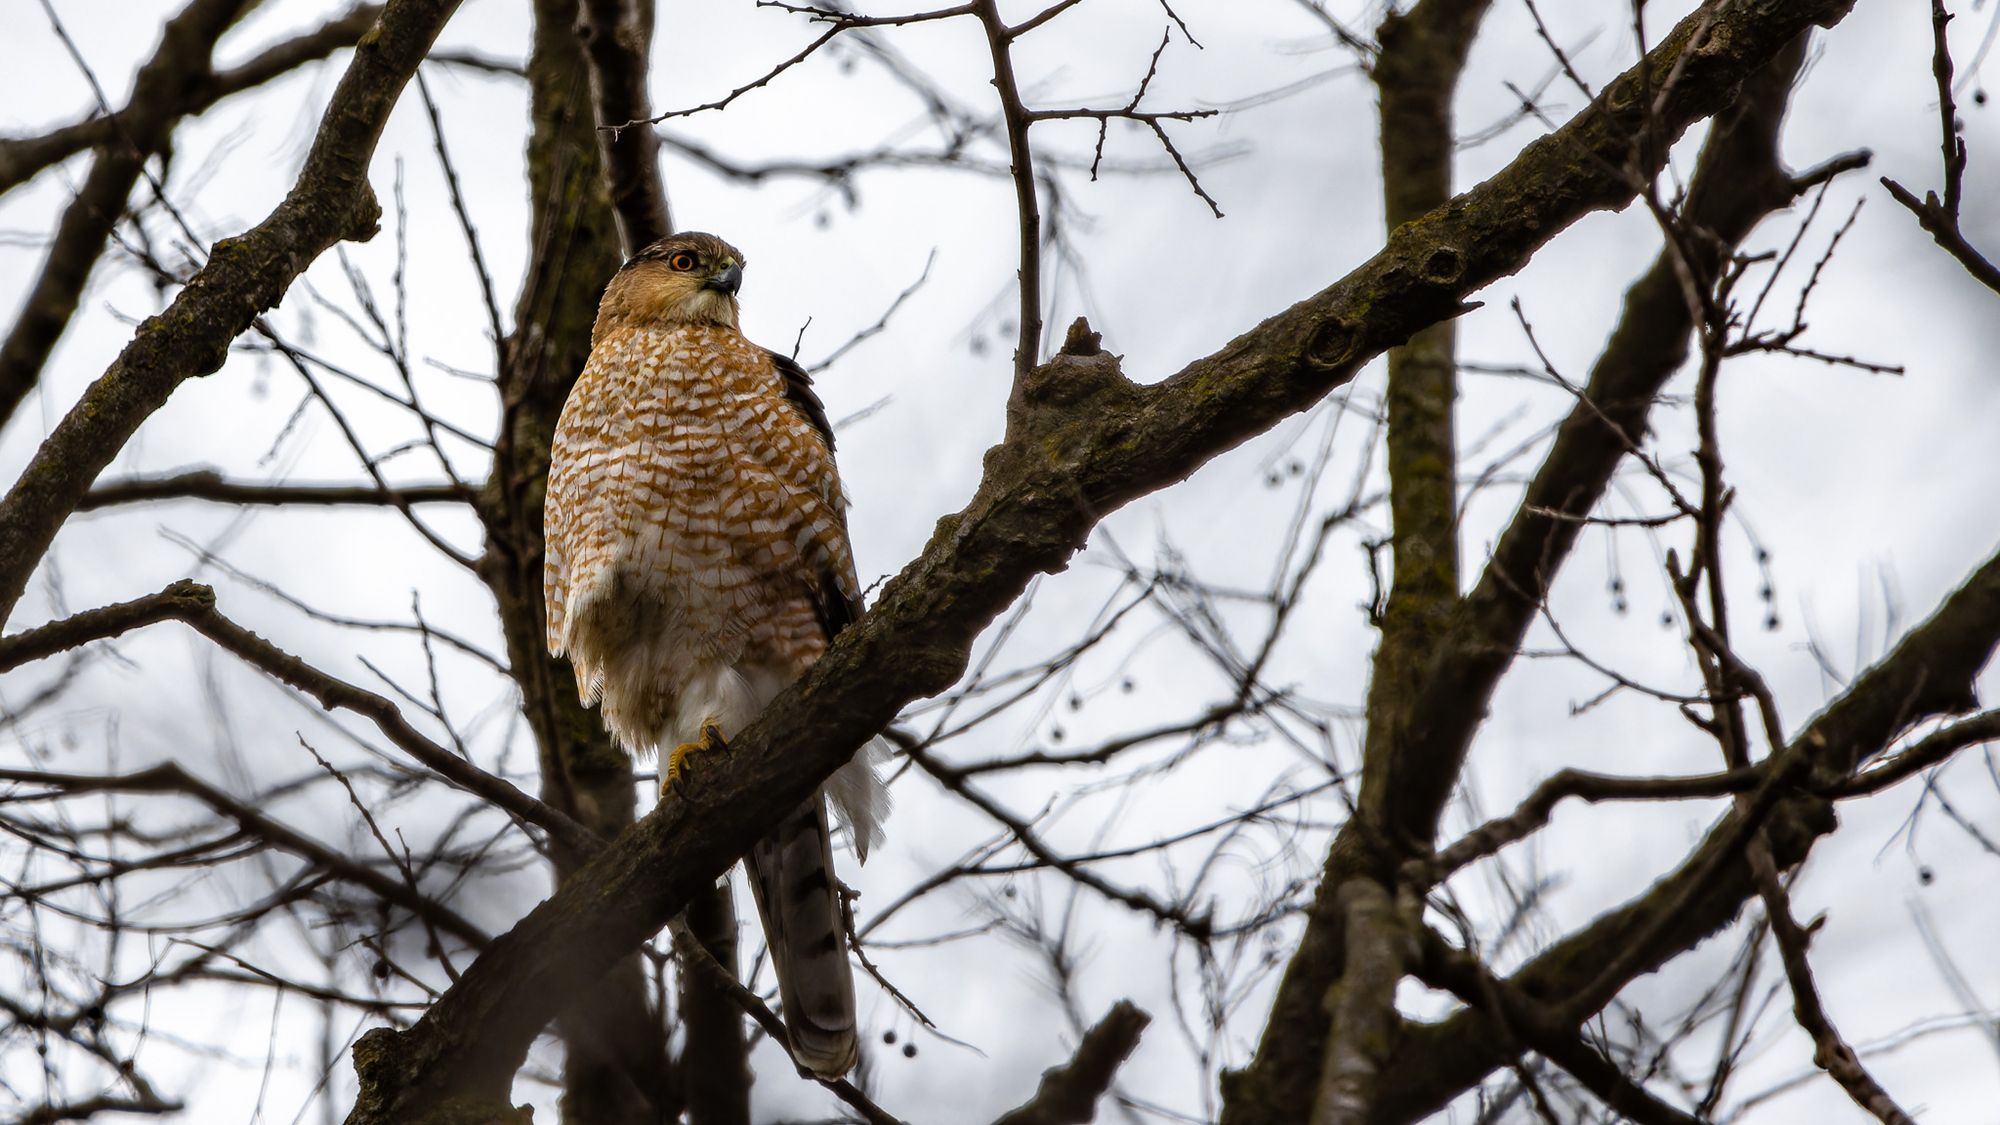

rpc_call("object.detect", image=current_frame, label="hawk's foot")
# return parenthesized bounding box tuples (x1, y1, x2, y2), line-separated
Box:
(666, 721, 727, 786)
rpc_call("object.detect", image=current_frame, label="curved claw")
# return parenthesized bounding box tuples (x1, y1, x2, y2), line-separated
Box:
(666, 720, 727, 786)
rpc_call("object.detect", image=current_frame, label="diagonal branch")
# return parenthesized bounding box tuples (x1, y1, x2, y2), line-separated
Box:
(1375, 538, 2000, 1121)
(990, 1000, 1152, 1125)
(0, 0, 466, 624)
(337, 2, 1870, 1118)
(0, 0, 260, 432)
(0, 3, 387, 198)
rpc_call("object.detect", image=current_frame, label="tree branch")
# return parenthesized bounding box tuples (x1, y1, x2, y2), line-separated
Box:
(77, 470, 468, 510)
(1880, 0, 2000, 294)
(0, 580, 598, 855)
(1374, 537, 2000, 1121)
(0, 3, 387, 198)
(991, 1000, 1151, 1125)
(0, 0, 259, 432)
(576, 0, 670, 250)
(0, 760, 489, 948)
(1223, 30, 1846, 1121)
(0, 0, 466, 624)
(337, 2, 1870, 1117)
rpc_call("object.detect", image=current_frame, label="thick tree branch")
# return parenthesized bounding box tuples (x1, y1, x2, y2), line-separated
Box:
(1226, 31, 1840, 1122)
(338, 2, 1867, 1117)
(1236, 0, 1493, 1116)
(576, 0, 670, 249)
(1311, 879, 1414, 1125)
(1374, 537, 2000, 1121)
(1357, 0, 1490, 844)
(990, 1000, 1151, 1125)
(0, 0, 466, 624)
(0, 0, 259, 433)
(0, 3, 386, 198)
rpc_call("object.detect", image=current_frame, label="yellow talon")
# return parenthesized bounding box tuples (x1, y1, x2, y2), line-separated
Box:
(666, 721, 727, 786)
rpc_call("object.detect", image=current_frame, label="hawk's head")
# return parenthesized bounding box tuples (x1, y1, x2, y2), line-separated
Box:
(599, 231, 746, 332)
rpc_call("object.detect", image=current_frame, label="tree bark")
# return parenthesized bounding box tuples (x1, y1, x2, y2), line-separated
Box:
(0, 0, 261, 432)
(340, 6, 1869, 1118)
(474, 1, 671, 1121)
(0, 0, 466, 624)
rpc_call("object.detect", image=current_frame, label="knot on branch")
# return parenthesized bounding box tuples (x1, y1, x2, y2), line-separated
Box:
(162, 578, 216, 609)
(1420, 246, 1464, 285)
(348, 186, 385, 243)
(1008, 318, 1140, 436)
(1059, 316, 1103, 356)
(348, 1027, 535, 1125)
(348, 1027, 406, 1117)
(1305, 319, 1357, 370)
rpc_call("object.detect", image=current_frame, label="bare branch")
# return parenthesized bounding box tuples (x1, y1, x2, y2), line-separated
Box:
(990, 1000, 1152, 1125)
(0, 0, 469, 622)
(77, 470, 468, 511)
(0, 0, 259, 431)
(576, 0, 671, 250)
(0, 581, 596, 855)
(1881, 0, 2000, 294)
(0, 3, 384, 198)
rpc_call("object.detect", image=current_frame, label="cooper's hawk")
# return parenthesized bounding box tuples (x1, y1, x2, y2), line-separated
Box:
(543, 231, 888, 1078)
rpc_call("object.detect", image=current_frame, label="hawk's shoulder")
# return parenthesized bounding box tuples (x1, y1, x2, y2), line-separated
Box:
(760, 347, 861, 639)
(766, 348, 836, 452)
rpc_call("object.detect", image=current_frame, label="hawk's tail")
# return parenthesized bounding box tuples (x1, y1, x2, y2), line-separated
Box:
(746, 795, 859, 1078)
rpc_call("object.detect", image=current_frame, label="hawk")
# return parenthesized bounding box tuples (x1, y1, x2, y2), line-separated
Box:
(543, 231, 888, 1078)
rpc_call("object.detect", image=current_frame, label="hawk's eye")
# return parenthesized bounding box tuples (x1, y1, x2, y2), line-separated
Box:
(667, 251, 698, 272)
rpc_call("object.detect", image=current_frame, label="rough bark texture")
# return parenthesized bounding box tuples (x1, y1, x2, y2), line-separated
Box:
(991, 1001, 1151, 1125)
(471, 0, 671, 1121)
(1225, 25, 1830, 1123)
(0, 0, 465, 624)
(1374, 536, 2000, 1121)
(1288, 4, 1496, 1112)
(1231, 2, 1492, 1118)
(0, 0, 261, 432)
(576, 0, 670, 251)
(0, 3, 385, 198)
(1360, 0, 1489, 846)
(339, 4, 1870, 1118)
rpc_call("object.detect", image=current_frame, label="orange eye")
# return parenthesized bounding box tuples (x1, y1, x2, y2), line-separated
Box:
(668, 252, 698, 271)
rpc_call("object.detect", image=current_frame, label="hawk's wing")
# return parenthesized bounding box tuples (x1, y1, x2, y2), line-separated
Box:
(767, 348, 863, 639)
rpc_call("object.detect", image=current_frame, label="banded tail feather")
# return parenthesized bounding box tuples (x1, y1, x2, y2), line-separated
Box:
(746, 795, 859, 1078)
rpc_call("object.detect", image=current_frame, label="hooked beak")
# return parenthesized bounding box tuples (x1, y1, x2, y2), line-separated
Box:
(704, 263, 743, 296)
